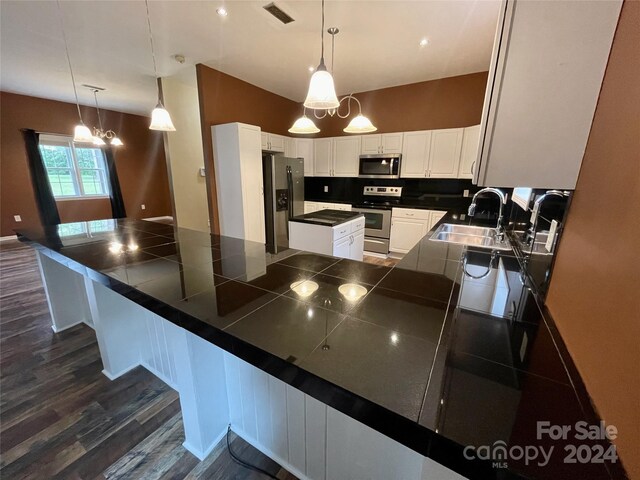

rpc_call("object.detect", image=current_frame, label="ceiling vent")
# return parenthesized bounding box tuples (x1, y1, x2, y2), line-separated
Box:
(263, 3, 294, 24)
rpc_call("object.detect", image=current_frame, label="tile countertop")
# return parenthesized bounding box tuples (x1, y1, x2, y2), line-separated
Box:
(289, 209, 364, 227)
(15, 217, 616, 480)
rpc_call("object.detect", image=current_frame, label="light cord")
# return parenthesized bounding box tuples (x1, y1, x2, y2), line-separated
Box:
(320, 0, 325, 61)
(56, 0, 83, 124)
(144, 0, 161, 103)
(93, 90, 105, 131)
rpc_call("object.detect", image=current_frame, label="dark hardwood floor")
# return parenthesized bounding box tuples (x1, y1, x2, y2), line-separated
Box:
(0, 240, 296, 480)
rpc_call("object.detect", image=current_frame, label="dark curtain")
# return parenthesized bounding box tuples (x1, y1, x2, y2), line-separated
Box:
(104, 146, 127, 218)
(22, 129, 61, 226)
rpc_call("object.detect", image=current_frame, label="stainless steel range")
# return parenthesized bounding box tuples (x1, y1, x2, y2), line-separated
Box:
(351, 186, 402, 254)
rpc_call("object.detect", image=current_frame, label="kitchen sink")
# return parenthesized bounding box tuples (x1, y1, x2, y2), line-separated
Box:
(429, 223, 511, 251)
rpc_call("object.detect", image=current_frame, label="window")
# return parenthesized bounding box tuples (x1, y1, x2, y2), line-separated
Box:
(38, 134, 111, 199)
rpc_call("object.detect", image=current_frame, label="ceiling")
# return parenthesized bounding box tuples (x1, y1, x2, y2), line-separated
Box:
(0, 1, 500, 116)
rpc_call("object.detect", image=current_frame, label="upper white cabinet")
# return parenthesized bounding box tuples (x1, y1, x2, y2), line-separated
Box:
(212, 123, 265, 243)
(458, 125, 481, 179)
(475, 0, 622, 189)
(313, 138, 332, 176)
(333, 136, 361, 177)
(261, 132, 285, 152)
(361, 133, 403, 155)
(428, 128, 463, 178)
(313, 137, 360, 177)
(400, 131, 432, 178)
(284, 137, 296, 158)
(295, 139, 314, 177)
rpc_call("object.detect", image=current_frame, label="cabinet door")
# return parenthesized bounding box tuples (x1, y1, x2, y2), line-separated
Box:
(389, 218, 429, 253)
(350, 231, 364, 261)
(296, 139, 314, 177)
(269, 134, 285, 153)
(284, 137, 296, 157)
(361, 134, 382, 154)
(241, 126, 266, 243)
(458, 125, 480, 178)
(381, 133, 403, 154)
(261, 132, 269, 150)
(333, 136, 361, 177)
(332, 235, 351, 259)
(313, 138, 332, 176)
(427, 210, 446, 231)
(428, 128, 463, 178)
(400, 131, 431, 178)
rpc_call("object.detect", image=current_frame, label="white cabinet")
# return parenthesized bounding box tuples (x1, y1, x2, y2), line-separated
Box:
(295, 139, 314, 177)
(389, 208, 446, 254)
(475, 0, 621, 188)
(313, 138, 332, 176)
(284, 137, 296, 158)
(313, 137, 360, 177)
(212, 123, 265, 243)
(458, 125, 480, 179)
(261, 132, 285, 152)
(332, 136, 361, 177)
(289, 216, 365, 261)
(304, 201, 352, 213)
(401, 131, 432, 178)
(428, 128, 463, 178)
(361, 133, 403, 154)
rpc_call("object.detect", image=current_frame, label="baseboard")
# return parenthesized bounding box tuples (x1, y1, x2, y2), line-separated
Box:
(101, 363, 139, 381)
(0, 235, 18, 242)
(182, 427, 227, 461)
(363, 251, 388, 259)
(143, 216, 173, 222)
(50, 318, 86, 333)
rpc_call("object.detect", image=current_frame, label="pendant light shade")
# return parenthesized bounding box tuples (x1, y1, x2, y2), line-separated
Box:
(343, 114, 377, 134)
(288, 114, 320, 134)
(304, 62, 339, 110)
(110, 136, 124, 146)
(73, 124, 94, 143)
(92, 135, 106, 146)
(150, 103, 176, 131)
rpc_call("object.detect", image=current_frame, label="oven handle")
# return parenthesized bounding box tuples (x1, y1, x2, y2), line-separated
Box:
(365, 238, 387, 244)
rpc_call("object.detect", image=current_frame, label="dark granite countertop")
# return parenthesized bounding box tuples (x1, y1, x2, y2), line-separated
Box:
(289, 209, 364, 227)
(15, 217, 618, 480)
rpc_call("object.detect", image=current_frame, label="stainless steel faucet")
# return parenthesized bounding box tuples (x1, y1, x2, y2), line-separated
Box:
(525, 190, 570, 244)
(468, 188, 508, 239)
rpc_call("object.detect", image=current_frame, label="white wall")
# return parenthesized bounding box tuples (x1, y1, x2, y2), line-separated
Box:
(161, 67, 210, 232)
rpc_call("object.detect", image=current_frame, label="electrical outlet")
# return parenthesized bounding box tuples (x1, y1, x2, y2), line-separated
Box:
(13, 215, 22, 222)
(463, 189, 470, 197)
(141, 204, 146, 210)
(324, 186, 329, 193)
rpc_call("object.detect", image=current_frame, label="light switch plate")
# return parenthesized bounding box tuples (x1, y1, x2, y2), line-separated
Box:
(324, 186, 329, 193)
(141, 204, 146, 210)
(13, 215, 21, 222)
(463, 189, 470, 197)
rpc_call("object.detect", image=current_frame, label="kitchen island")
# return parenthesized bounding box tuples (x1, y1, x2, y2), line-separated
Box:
(16, 217, 617, 480)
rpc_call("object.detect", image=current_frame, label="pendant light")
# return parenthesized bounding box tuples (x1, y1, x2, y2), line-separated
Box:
(303, 0, 339, 110)
(343, 113, 377, 134)
(145, 0, 175, 131)
(56, 0, 92, 143)
(288, 108, 320, 134)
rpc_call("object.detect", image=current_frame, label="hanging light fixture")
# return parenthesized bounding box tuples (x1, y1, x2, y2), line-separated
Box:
(303, 0, 339, 110)
(86, 87, 124, 147)
(144, 0, 175, 131)
(288, 107, 320, 134)
(56, 0, 92, 143)
(291, 27, 377, 134)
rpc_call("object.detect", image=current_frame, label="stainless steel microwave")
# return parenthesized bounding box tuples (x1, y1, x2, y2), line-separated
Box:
(358, 154, 401, 178)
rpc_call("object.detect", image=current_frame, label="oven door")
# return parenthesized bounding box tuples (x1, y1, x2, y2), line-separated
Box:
(352, 208, 392, 239)
(358, 155, 401, 178)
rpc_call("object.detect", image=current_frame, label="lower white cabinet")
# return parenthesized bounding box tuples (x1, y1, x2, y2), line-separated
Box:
(304, 201, 351, 213)
(389, 208, 446, 254)
(289, 216, 365, 261)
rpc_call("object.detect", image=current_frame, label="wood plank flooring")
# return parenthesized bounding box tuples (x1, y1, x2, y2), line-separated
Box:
(0, 240, 297, 480)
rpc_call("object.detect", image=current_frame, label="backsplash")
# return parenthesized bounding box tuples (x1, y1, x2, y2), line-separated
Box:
(305, 177, 479, 206)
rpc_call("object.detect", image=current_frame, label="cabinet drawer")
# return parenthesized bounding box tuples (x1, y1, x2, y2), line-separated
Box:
(391, 208, 430, 221)
(351, 217, 365, 232)
(332, 223, 352, 241)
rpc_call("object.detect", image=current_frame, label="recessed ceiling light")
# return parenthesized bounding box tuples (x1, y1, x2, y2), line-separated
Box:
(308, 66, 315, 72)
(420, 38, 429, 47)
(216, 7, 228, 17)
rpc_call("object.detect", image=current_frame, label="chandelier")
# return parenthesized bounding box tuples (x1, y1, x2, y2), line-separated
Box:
(291, 18, 376, 135)
(86, 87, 123, 147)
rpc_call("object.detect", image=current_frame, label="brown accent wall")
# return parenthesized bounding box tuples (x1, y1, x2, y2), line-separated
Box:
(196, 65, 487, 233)
(546, 2, 640, 478)
(0, 92, 172, 237)
(312, 72, 488, 137)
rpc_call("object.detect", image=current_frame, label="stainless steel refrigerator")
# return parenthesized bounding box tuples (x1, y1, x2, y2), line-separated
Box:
(263, 154, 304, 253)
